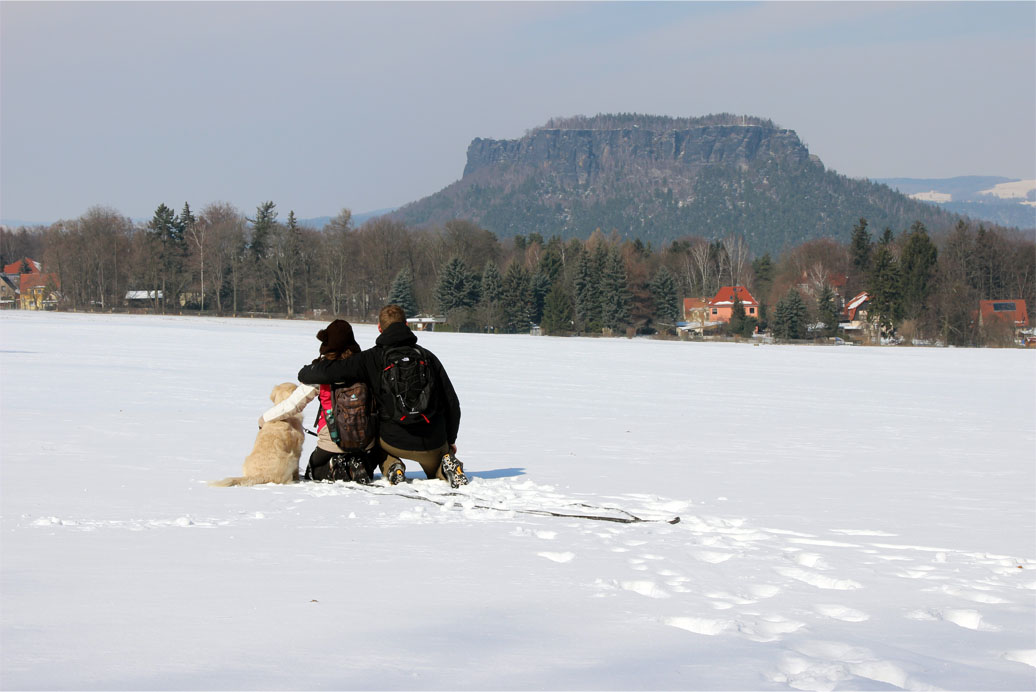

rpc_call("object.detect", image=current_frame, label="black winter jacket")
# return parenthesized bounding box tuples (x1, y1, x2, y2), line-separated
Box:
(297, 322, 461, 451)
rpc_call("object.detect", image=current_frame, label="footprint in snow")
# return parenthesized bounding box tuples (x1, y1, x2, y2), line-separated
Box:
(620, 580, 670, 599)
(907, 607, 998, 631)
(814, 604, 870, 622)
(774, 566, 863, 590)
(538, 551, 574, 563)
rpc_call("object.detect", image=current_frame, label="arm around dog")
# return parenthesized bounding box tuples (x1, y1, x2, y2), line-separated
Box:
(260, 384, 318, 426)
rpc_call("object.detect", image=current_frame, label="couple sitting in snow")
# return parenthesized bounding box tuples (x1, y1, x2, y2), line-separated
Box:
(259, 304, 467, 488)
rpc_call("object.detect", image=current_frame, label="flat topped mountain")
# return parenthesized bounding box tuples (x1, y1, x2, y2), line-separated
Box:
(393, 114, 957, 253)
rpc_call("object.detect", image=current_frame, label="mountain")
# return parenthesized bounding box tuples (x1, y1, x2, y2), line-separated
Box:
(299, 207, 397, 230)
(873, 176, 1035, 230)
(391, 114, 965, 254)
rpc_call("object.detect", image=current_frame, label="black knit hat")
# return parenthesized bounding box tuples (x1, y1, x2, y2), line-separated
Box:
(317, 319, 361, 356)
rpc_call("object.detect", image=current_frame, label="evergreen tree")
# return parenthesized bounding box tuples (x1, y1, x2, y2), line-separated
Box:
(649, 265, 680, 326)
(849, 218, 872, 276)
(540, 283, 574, 335)
(899, 221, 938, 321)
(817, 284, 839, 337)
(248, 201, 277, 260)
(573, 251, 600, 330)
(147, 203, 183, 312)
(869, 243, 904, 337)
(728, 294, 746, 336)
(599, 248, 631, 331)
(435, 257, 477, 313)
(387, 266, 418, 317)
(530, 271, 552, 324)
(477, 260, 504, 332)
(480, 260, 503, 304)
(537, 238, 565, 285)
(751, 253, 774, 302)
(773, 288, 807, 340)
(501, 260, 532, 333)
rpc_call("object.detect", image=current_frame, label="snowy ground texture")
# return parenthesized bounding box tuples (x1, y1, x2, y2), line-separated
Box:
(2, 312, 1034, 691)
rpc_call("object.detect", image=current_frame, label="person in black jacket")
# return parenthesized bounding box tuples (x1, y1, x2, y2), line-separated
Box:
(297, 304, 467, 487)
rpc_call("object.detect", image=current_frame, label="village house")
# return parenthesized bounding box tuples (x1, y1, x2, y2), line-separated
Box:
(0, 274, 18, 308)
(19, 272, 60, 310)
(978, 300, 1029, 329)
(707, 286, 759, 323)
(4, 257, 60, 310)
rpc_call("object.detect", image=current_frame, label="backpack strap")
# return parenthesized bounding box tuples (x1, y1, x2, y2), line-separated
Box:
(319, 388, 342, 447)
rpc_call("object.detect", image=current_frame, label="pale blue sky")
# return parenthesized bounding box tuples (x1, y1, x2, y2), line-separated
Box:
(2, 1, 1034, 224)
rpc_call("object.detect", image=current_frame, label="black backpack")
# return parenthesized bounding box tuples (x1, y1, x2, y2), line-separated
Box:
(318, 382, 375, 452)
(380, 345, 435, 425)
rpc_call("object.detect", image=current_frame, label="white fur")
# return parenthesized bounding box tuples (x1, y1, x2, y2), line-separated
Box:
(209, 383, 304, 487)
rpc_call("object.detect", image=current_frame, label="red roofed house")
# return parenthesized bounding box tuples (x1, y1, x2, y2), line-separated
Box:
(978, 300, 1028, 329)
(4, 257, 42, 275)
(707, 286, 759, 323)
(13, 258, 60, 310)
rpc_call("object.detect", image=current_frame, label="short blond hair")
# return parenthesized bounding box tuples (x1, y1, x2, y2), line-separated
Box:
(379, 304, 406, 330)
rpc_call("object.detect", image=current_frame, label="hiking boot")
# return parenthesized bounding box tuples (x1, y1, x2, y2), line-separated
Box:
(346, 456, 371, 485)
(440, 454, 468, 488)
(386, 461, 406, 485)
(329, 455, 351, 482)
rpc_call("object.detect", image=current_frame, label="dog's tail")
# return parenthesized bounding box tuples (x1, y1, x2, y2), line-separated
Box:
(207, 476, 258, 487)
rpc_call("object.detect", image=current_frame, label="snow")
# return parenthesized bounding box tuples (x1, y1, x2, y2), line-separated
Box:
(908, 190, 953, 203)
(2, 311, 1034, 691)
(979, 179, 1036, 203)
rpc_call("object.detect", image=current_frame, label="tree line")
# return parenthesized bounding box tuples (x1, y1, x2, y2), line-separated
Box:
(1, 201, 1032, 346)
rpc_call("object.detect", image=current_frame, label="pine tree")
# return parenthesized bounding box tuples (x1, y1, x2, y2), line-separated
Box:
(869, 243, 904, 337)
(387, 267, 418, 317)
(147, 203, 182, 312)
(477, 260, 504, 332)
(773, 288, 807, 340)
(649, 265, 679, 326)
(501, 260, 532, 333)
(478, 261, 500, 302)
(728, 294, 746, 336)
(849, 218, 872, 277)
(435, 257, 476, 313)
(599, 248, 631, 331)
(900, 221, 938, 321)
(530, 271, 552, 324)
(248, 201, 277, 260)
(573, 251, 600, 331)
(817, 284, 839, 337)
(540, 283, 574, 335)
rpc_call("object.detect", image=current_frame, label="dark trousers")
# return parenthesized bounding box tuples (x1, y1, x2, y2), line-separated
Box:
(305, 446, 384, 481)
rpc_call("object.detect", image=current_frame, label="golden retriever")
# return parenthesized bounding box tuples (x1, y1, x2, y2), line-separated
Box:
(209, 382, 304, 487)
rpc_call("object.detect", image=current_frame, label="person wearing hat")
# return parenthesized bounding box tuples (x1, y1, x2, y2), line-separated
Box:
(297, 304, 466, 487)
(259, 318, 383, 483)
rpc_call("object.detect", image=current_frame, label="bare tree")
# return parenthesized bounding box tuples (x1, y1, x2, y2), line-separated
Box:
(722, 234, 751, 287)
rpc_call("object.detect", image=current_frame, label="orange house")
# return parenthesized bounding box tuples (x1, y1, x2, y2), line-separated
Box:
(707, 286, 759, 323)
(978, 300, 1028, 328)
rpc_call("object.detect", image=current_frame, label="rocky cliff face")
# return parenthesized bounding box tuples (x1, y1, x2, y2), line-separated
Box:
(393, 115, 956, 253)
(463, 124, 811, 188)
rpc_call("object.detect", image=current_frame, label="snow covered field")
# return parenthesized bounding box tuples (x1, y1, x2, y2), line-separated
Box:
(2, 311, 1034, 691)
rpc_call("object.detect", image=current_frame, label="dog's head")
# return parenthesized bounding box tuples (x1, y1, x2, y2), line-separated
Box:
(270, 382, 298, 405)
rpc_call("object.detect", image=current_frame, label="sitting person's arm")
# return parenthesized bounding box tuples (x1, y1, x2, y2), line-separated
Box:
(258, 383, 319, 427)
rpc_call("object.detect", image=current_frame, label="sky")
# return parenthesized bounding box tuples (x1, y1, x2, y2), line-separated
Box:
(2, 1, 1034, 225)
